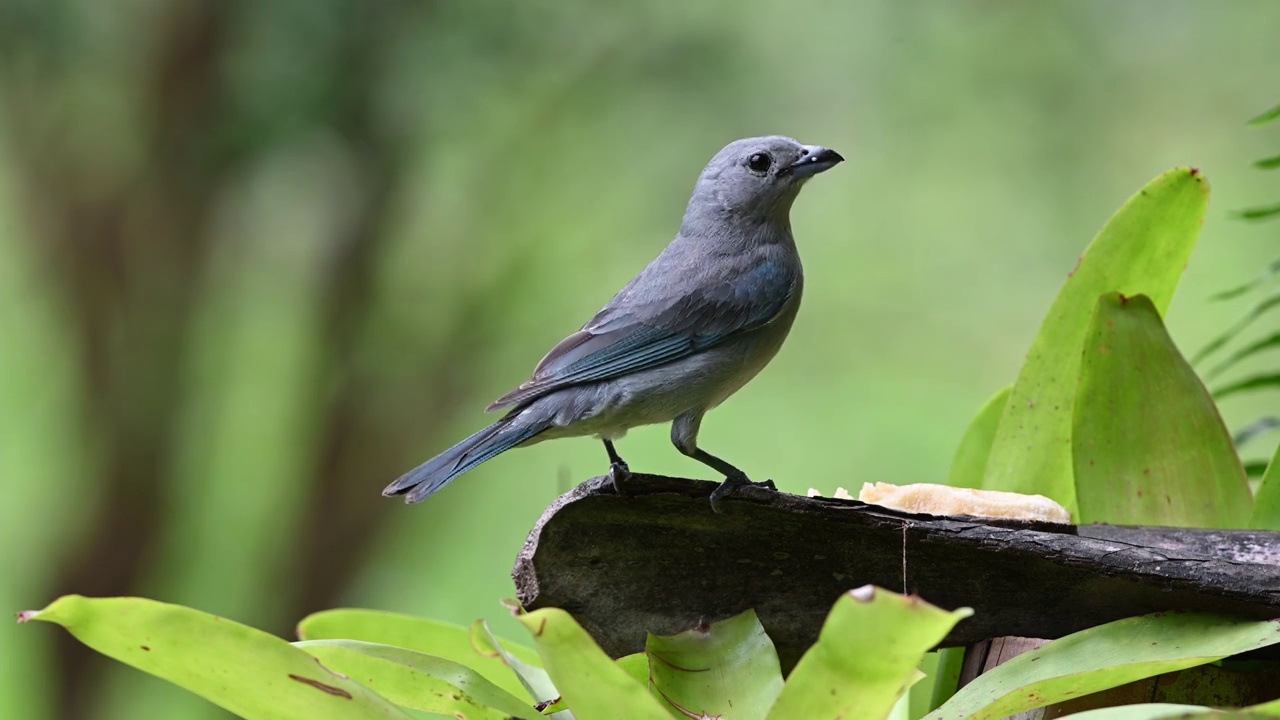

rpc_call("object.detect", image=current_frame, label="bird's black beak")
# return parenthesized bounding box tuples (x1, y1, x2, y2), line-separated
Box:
(782, 146, 844, 178)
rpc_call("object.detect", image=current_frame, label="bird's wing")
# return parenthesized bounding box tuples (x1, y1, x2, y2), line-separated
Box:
(486, 257, 798, 411)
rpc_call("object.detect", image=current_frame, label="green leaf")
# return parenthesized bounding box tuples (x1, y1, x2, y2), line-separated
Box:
(928, 647, 967, 713)
(946, 386, 1011, 488)
(469, 619, 567, 716)
(982, 168, 1210, 512)
(1213, 373, 1280, 401)
(1207, 331, 1280, 379)
(1245, 459, 1271, 477)
(515, 607, 671, 720)
(766, 586, 972, 720)
(645, 609, 784, 720)
(1062, 706, 1280, 720)
(616, 653, 648, 687)
(1248, 101, 1280, 125)
(1235, 204, 1280, 221)
(1250, 437, 1280, 530)
(1047, 705, 1212, 719)
(1073, 293, 1252, 527)
(295, 639, 538, 718)
(19, 596, 414, 720)
(924, 612, 1280, 720)
(1208, 258, 1280, 302)
(1254, 154, 1280, 170)
(297, 608, 538, 703)
(1233, 417, 1280, 448)
(1195, 289, 1280, 365)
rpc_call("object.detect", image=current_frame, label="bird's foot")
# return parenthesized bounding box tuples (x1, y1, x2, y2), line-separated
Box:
(609, 460, 632, 497)
(709, 473, 776, 513)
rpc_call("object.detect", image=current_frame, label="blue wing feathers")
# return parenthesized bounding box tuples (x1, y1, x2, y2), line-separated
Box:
(488, 256, 796, 410)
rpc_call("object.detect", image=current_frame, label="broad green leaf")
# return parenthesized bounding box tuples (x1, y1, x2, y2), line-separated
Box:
(470, 619, 568, 718)
(1063, 707, 1279, 720)
(1073, 293, 1252, 527)
(924, 612, 1280, 720)
(946, 386, 1011, 488)
(982, 168, 1209, 512)
(1054, 705, 1212, 719)
(616, 653, 649, 687)
(1207, 332, 1280, 379)
(1254, 154, 1280, 170)
(1195, 290, 1280, 365)
(297, 608, 538, 702)
(295, 639, 537, 718)
(646, 609, 784, 720)
(928, 647, 967, 713)
(1213, 373, 1280, 401)
(19, 596, 413, 720)
(515, 607, 671, 720)
(1248, 101, 1280, 125)
(766, 586, 972, 720)
(887, 691, 912, 720)
(1250, 438, 1280, 530)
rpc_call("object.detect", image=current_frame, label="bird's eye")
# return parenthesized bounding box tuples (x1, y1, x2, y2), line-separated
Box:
(747, 153, 772, 173)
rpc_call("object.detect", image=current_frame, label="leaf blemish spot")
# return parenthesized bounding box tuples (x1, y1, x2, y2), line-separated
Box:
(287, 674, 353, 699)
(140, 646, 151, 652)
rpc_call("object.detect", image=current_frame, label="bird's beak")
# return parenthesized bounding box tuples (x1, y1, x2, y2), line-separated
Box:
(783, 146, 844, 178)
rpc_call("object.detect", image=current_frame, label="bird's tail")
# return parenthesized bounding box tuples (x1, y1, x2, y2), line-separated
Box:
(382, 414, 546, 504)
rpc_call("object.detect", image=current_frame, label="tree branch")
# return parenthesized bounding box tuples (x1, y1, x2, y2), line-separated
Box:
(513, 476, 1280, 670)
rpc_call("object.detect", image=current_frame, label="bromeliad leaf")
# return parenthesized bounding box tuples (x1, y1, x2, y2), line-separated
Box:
(924, 612, 1280, 720)
(1250, 438, 1280, 530)
(646, 609, 784, 720)
(1072, 293, 1252, 528)
(515, 606, 671, 720)
(297, 608, 539, 702)
(470, 618, 568, 717)
(20, 596, 414, 720)
(946, 386, 1010, 489)
(1061, 704, 1280, 719)
(294, 639, 538, 718)
(981, 168, 1210, 512)
(765, 586, 971, 720)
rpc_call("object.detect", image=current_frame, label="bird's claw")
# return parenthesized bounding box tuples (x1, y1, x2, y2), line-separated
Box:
(709, 473, 776, 513)
(609, 461, 632, 497)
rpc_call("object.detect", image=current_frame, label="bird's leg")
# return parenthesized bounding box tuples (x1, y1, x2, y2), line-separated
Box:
(603, 439, 631, 496)
(687, 448, 777, 512)
(670, 414, 775, 513)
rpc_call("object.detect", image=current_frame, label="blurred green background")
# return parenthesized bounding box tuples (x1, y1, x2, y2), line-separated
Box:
(1, 1, 1277, 718)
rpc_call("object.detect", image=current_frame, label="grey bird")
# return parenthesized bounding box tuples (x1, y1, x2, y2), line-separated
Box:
(383, 136, 843, 510)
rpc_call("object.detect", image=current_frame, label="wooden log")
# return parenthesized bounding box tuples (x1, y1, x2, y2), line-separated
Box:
(513, 475, 1280, 671)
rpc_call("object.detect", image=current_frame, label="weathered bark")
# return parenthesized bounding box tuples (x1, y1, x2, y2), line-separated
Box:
(513, 475, 1280, 671)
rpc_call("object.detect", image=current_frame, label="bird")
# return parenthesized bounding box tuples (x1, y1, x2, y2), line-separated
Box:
(383, 135, 843, 511)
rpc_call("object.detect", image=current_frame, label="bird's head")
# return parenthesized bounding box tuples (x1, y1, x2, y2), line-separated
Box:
(686, 135, 844, 227)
